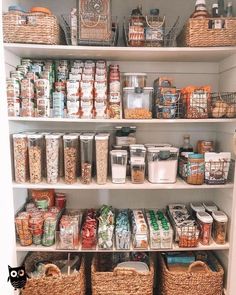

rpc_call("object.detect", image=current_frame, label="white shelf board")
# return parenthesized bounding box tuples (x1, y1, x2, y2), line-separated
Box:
(8, 117, 236, 124)
(15, 241, 230, 252)
(4, 43, 236, 62)
(12, 177, 234, 190)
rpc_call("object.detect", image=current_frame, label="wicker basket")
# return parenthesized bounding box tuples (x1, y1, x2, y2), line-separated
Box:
(22, 252, 86, 295)
(91, 254, 154, 295)
(157, 252, 224, 295)
(3, 12, 61, 45)
(178, 18, 236, 47)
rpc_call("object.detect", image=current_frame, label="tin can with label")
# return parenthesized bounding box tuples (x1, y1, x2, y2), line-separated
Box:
(53, 92, 65, 118)
(8, 98, 20, 117)
(6, 78, 20, 98)
(36, 98, 50, 117)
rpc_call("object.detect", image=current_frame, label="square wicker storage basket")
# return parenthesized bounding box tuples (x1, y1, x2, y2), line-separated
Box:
(91, 254, 154, 295)
(22, 252, 86, 295)
(3, 12, 61, 45)
(157, 252, 224, 295)
(178, 18, 236, 47)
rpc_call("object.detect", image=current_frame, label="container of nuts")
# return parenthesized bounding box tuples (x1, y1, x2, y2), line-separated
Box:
(130, 144, 146, 184)
(45, 134, 61, 184)
(80, 133, 95, 184)
(13, 133, 29, 183)
(95, 133, 110, 185)
(123, 87, 153, 119)
(28, 134, 43, 184)
(63, 134, 79, 184)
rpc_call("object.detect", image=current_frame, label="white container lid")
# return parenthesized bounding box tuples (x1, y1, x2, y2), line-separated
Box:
(13, 133, 27, 138)
(123, 73, 147, 76)
(212, 211, 228, 223)
(80, 133, 95, 140)
(95, 133, 110, 140)
(147, 147, 179, 153)
(145, 143, 172, 148)
(116, 262, 149, 273)
(63, 134, 78, 140)
(123, 87, 154, 91)
(196, 0, 206, 5)
(27, 134, 43, 139)
(197, 211, 213, 224)
(130, 144, 146, 150)
(45, 134, 61, 139)
(110, 150, 128, 156)
(203, 201, 218, 212)
(190, 202, 205, 213)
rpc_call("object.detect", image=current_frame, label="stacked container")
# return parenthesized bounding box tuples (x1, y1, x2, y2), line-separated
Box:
(130, 144, 146, 184)
(95, 133, 110, 185)
(80, 133, 95, 184)
(63, 134, 79, 184)
(28, 134, 43, 184)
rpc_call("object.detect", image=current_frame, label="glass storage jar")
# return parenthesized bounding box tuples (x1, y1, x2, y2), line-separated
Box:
(80, 133, 95, 184)
(130, 144, 146, 184)
(186, 154, 205, 185)
(197, 211, 213, 245)
(63, 134, 78, 184)
(110, 150, 128, 184)
(45, 134, 60, 184)
(95, 133, 110, 185)
(123, 87, 153, 119)
(212, 211, 228, 245)
(28, 134, 43, 184)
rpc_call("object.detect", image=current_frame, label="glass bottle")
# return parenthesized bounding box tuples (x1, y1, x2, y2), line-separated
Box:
(226, 2, 233, 17)
(218, 0, 225, 16)
(179, 135, 193, 155)
(212, 3, 220, 17)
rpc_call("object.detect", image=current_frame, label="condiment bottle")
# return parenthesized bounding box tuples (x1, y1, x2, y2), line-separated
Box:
(179, 135, 193, 155)
(212, 3, 220, 17)
(227, 2, 233, 17)
(218, 0, 225, 16)
(129, 5, 146, 46)
(212, 3, 222, 29)
(191, 0, 210, 18)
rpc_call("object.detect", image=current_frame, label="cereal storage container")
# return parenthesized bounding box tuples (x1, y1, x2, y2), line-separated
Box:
(13, 133, 28, 183)
(212, 211, 228, 245)
(95, 133, 110, 185)
(80, 133, 95, 184)
(130, 144, 146, 184)
(28, 134, 43, 184)
(190, 202, 205, 218)
(110, 150, 127, 184)
(45, 134, 60, 184)
(123, 87, 153, 119)
(123, 73, 147, 88)
(197, 211, 213, 245)
(63, 134, 79, 184)
(147, 147, 179, 183)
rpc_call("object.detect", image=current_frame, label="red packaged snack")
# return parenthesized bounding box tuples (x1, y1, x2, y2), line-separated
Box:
(81, 209, 97, 249)
(31, 189, 55, 207)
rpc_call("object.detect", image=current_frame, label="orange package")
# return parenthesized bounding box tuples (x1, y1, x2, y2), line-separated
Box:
(31, 189, 55, 207)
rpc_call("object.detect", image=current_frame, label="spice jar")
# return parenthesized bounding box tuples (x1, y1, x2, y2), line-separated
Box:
(80, 133, 95, 184)
(28, 134, 43, 184)
(130, 144, 146, 184)
(187, 154, 205, 185)
(63, 134, 78, 184)
(13, 133, 28, 183)
(110, 150, 128, 184)
(197, 211, 213, 245)
(95, 133, 110, 185)
(45, 134, 60, 184)
(212, 211, 228, 244)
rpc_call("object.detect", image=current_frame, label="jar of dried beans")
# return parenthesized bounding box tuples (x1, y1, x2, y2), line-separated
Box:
(63, 134, 78, 184)
(28, 134, 43, 184)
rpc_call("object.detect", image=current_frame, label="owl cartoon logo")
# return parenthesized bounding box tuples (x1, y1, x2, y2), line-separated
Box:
(7, 265, 29, 290)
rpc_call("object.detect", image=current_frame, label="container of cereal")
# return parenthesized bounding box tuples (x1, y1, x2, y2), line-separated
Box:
(186, 154, 205, 185)
(28, 134, 43, 184)
(110, 150, 127, 184)
(45, 134, 60, 184)
(63, 134, 78, 184)
(197, 211, 213, 245)
(212, 211, 228, 245)
(123, 73, 147, 88)
(95, 133, 110, 185)
(130, 144, 146, 184)
(13, 133, 28, 183)
(80, 133, 95, 184)
(123, 87, 153, 119)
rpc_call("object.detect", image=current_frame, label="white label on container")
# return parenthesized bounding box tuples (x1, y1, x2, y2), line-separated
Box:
(130, 157, 145, 165)
(116, 136, 136, 146)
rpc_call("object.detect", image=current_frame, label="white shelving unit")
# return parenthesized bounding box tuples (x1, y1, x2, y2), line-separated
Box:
(2, 1, 236, 294)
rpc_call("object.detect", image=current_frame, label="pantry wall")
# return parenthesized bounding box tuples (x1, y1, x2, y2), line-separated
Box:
(2, 0, 236, 294)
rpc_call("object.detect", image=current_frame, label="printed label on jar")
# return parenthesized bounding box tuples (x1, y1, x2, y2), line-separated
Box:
(187, 162, 205, 176)
(109, 92, 121, 103)
(117, 136, 136, 146)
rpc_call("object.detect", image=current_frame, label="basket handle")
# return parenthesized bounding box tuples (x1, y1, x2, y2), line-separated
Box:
(113, 267, 138, 276)
(145, 16, 165, 29)
(188, 261, 210, 273)
(80, 14, 101, 28)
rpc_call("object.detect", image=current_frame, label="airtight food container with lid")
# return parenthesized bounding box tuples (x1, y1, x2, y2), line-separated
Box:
(123, 73, 147, 88)
(203, 201, 218, 214)
(190, 202, 205, 218)
(212, 211, 228, 244)
(197, 211, 213, 245)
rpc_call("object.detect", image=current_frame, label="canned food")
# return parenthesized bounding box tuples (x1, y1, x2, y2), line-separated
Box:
(36, 98, 50, 117)
(6, 78, 20, 98)
(35, 79, 50, 98)
(197, 140, 214, 154)
(20, 78, 34, 99)
(21, 98, 35, 117)
(53, 92, 65, 118)
(7, 97, 20, 117)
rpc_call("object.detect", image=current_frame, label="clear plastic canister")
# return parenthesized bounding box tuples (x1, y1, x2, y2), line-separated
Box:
(110, 150, 128, 184)
(63, 134, 78, 184)
(130, 145, 146, 184)
(212, 211, 228, 244)
(45, 134, 61, 184)
(95, 133, 110, 185)
(190, 202, 205, 219)
(80, 133, 95, 184)
(197, 211, 213, 245)
(13, 133, 28, 183)
(28, 134, 43, 184)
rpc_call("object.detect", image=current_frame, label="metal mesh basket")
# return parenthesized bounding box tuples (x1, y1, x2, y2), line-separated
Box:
(154, 92, 183, 119)
(124, 16, 180, 47)
(210, 92, 236, 118)
(178, 225, 200, 248)
(61, 14, 118, 46)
